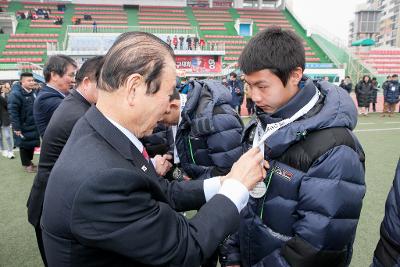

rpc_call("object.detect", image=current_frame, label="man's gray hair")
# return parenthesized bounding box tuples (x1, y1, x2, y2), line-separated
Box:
(98, 32, 175, 94)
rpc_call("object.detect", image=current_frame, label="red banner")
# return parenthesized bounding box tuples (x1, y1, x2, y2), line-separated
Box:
(175, 55, 222, 74)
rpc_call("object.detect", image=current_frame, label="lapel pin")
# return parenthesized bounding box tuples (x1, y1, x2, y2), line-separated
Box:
(141, 165, 147, 172)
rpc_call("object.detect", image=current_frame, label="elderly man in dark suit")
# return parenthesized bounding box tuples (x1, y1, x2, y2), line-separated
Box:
(41, 32, 267, 267)
(33, 54, 77, 136)
(27, 56, 103, 266)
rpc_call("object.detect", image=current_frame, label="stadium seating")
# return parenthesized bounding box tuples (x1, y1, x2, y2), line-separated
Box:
(0, 3, 332, 68)
(355, 49, 400, 75)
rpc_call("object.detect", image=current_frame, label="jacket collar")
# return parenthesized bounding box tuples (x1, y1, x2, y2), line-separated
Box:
(257, 77, 316, 126)
(70, 89, 91, 107)
(84, 106, 157, 177)
(42, 84, 67, 97)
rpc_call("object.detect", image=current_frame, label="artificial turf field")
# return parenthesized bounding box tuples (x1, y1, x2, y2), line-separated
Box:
(0, 112, 399, 267)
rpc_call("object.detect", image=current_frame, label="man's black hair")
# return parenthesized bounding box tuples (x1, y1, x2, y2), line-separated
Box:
(229, 72, 237, 78)
(75, 56, 104, 88)
(392, 74, 398, 78)
(239, 27, 305, 86)
(170, 87, 180, 101)
(20, 72, 33, 80)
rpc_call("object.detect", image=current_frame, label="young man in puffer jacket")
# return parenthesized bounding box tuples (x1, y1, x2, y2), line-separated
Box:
(219, 27, 366, 267)
(372, 159, 400, 267)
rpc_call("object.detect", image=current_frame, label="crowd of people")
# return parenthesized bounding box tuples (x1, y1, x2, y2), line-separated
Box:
(15, 7, 64, 25)
(0, 28, 399, 267)
(339, 74, 400, 116)
(166, 35, 206, 50)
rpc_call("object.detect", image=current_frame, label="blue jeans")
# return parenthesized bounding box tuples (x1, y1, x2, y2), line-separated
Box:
(0, 126, 13, 152)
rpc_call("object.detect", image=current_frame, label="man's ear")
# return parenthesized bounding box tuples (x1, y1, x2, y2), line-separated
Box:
(81, 76, 90, 90)
(125, 73, 143, 106)
(170, 100, 180, 111)
(50, 71, 58, 81)
(289, 67, 303, 87)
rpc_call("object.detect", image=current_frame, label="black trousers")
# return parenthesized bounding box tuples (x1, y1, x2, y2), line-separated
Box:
(35, 225, 48, 266)
(19, 147, 34, 166)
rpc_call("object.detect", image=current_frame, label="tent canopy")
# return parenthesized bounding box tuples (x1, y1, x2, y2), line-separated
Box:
(351, 38, 376, 46)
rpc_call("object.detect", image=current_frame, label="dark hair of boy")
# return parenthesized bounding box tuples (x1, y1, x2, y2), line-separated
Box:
(239, 27, 305, 86)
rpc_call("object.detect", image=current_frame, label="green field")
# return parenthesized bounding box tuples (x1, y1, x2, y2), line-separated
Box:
(0, 113, 399, 266)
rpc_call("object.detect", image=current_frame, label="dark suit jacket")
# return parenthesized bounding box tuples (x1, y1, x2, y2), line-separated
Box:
(27, 89, 91, 227)
(33, 85, 65, 137)
(41, 106, 240, 267)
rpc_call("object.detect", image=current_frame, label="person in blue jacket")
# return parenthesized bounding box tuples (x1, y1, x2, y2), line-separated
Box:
(33, 54, 77, 136)
(228, 72, 244, 115)
(382, 74, 400, 117)
(220, 27, 366, 267)
(372, 159, 400, 267)
(161, 79, 244, 181)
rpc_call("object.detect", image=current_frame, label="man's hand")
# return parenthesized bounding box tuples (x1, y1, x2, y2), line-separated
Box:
(154, 154, 173, 176)
(223, 148, 268, 190)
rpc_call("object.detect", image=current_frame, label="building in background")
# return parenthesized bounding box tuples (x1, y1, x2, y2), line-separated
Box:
(349, 0, 400, 47)
(348, 3, 381, 46)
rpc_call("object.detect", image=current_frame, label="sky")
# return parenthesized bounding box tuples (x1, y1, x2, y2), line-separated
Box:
(289, 0, 366, 44)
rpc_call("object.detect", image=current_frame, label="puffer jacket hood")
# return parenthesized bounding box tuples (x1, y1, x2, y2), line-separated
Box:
(176, 79, 243, 180)
(183, 79, 232, 119)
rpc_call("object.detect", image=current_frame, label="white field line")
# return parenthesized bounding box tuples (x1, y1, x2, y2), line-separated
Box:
(354, 127, 400, 132)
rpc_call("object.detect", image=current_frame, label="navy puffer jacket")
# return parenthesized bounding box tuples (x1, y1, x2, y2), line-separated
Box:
(220, 78, 366, 267)
(175, 80, 243, 180)
(372, 159, 400, 267)
(383, 80, 400, 104)
(8, 83, 40, 149)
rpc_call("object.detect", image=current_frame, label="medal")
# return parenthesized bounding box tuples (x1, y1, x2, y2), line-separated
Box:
(250, 181, 267, 198)
(250, 88, 320, 200)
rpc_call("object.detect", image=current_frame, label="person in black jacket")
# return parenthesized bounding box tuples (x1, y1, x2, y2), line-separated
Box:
(33, 54, 77, 137)
(372, 159, 400, 267)
(355, 75, 372, 116)
(0, 83, 14, 159)
(8, 73, 40, 173)
(339, 75, 352, 94)
(27, 56, 103, 266)
(370, 77, 379, 112)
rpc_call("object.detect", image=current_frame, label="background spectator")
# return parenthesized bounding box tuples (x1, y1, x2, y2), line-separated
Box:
(340, 75, 352, 94)
(382, 74, 400, 117)
(355, 75, 372, 116)
(0, 83, 14, 159)
(7, 73, 40, 173)
(370, 77, 379, 112)
(228, 72, 243, 114)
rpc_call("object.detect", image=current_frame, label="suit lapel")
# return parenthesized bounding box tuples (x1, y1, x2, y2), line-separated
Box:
(84, 106, 158, 177)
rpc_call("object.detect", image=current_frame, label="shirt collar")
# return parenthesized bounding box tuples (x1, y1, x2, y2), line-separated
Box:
(46, 84, 66, 97)
(105, 116, 144, 153)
